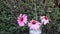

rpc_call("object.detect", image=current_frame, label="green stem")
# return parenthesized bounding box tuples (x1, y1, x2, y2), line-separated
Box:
(34, 1, 37, 20)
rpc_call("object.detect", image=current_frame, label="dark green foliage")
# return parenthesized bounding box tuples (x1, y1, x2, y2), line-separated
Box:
(0, 0, 60, 34)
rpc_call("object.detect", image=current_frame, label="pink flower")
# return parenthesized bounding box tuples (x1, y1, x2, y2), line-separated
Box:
(40, 16, 49, 25)
(17, 14, 27, 26)
(28, 19, 41, 29)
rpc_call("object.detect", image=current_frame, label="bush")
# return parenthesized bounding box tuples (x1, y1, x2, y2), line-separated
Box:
(0, 0, 60, 34)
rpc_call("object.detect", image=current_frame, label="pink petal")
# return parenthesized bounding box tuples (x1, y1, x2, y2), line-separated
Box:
(18, 14, 22, 18)
(40, 16, 45, 19)
(17, 19, 25, 26)
(18, 22, 25, 26)
(23, 15, 27, 24)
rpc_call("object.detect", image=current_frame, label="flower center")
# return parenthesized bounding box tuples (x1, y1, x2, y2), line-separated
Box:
(32, 20, 36, 24)
(20, 17, 23, 21)
(45, 16, 48, 20)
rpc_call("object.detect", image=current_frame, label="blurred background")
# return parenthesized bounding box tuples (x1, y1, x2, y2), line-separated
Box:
(0, 0, 60, 34)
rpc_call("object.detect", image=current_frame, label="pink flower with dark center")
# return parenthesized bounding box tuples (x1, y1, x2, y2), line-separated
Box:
(40, 16, 49, 25)
(28, 19, 41, 29)
(17, 14, 27, 26)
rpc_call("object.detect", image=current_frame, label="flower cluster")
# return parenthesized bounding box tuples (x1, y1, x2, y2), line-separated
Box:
(17, 14, 49, 27)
